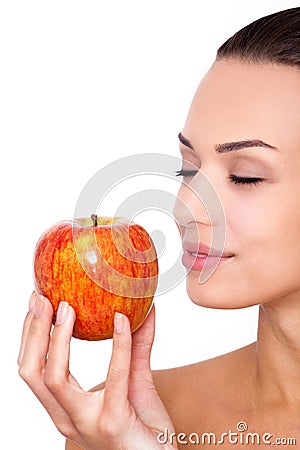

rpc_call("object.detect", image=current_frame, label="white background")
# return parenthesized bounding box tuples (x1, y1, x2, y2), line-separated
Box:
(2, 0, 299, 448)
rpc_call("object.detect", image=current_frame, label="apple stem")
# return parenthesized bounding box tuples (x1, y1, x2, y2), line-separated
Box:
(91, 214, 98, 227)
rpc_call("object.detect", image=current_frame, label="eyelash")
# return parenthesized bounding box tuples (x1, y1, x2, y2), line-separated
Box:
(228, 174, 263, 187)
(175, 170, 264, 187)
(175, 169, 198, 178)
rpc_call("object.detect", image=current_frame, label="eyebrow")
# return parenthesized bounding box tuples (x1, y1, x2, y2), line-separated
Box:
(178, 132, 278, 153)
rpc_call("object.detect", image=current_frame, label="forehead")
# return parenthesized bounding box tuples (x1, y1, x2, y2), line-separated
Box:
(183, 60, 300, 151)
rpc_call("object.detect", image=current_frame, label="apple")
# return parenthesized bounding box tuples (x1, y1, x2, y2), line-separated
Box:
(33, 214, 158, 340)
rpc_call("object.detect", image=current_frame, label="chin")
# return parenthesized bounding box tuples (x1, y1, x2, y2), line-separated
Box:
(185, 270, 260, 310)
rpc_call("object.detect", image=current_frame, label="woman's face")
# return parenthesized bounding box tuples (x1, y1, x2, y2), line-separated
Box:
(174, 60, 300, 309)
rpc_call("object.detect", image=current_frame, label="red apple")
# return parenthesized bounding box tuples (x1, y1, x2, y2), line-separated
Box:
(33, 214, 158, 340)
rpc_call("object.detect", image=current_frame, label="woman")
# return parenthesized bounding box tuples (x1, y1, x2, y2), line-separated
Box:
(18, 7, 300, 449)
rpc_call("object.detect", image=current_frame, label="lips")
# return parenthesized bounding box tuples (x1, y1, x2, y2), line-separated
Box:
(182, 241, 234, 271)
(182, 241, 234, 258)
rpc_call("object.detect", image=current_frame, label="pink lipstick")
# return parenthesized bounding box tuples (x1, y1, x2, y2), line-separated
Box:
(182, 241, 234, 271)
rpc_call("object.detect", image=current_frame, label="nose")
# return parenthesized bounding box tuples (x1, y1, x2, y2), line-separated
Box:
(173, 170, 218, 225)
(173, 170, 226, 240)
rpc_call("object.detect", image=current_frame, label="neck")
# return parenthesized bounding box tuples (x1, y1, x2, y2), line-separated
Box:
(254, 293, 300, 410)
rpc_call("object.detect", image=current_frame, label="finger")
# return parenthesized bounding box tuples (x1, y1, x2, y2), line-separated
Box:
(103, 312, 132, 413)
(129, 304, 156, 383)
(44, 302, 84, 411)
(17, 291, 36, 365)
(128, 305, 174, 430)
(19, 295, 82, 442)
(45, 302, 82, 392)
(127, 305, 161, 422)
(45, 302, 76, 384)
(19, 293, 54, 380)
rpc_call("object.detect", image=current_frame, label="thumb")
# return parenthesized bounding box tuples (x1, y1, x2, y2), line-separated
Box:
(129, 304, 176, 435)
(129, 304, 156, 383)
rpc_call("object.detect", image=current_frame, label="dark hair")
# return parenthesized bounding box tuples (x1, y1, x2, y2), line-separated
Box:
(216, 7, 300, 67)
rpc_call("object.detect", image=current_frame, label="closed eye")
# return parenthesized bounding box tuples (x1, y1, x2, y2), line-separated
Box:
(229, 175, 263, 186)
(175, 170, 264, 188)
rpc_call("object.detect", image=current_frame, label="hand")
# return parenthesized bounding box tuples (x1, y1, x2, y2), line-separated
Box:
(18, 292, 177, 449)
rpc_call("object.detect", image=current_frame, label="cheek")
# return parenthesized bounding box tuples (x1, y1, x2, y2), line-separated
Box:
(226, 185, 300, 271)
(184, 185, 300, 309)
(225, 193, 271, 248)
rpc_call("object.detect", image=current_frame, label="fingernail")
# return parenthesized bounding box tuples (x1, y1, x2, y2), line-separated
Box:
(114, 312, 124, 334)
(29, 291, 37, 312)
(56, 301, 69, 325)
(34, 294, 45, 318)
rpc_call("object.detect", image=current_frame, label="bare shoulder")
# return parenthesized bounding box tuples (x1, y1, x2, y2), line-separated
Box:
(152, 342, 256, 432)
(66, 343, 256, 448)
(153, 341, 256, 397)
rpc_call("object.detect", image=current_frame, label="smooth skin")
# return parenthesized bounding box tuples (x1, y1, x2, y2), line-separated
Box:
(19, 60, 300, 449)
